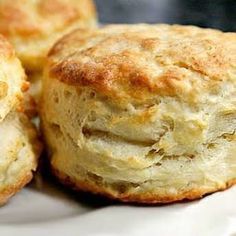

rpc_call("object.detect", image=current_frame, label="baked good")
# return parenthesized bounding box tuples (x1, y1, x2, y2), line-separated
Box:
(0, 0, 97, 102)
(0, 35, 41, 205)
(0, 112, 40, 205)
(0, 35, 26, 122)
(41, 24, 236, 203)
(0, 0, 97, 72)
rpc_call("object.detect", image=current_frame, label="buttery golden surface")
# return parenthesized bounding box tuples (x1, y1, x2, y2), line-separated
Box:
(42, 24, 236, 203)
(0, 0, 97, 72)
(49, 24, 236, 104)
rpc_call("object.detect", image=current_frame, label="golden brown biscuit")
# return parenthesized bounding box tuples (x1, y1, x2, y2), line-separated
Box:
(0, 0, 97, 72)
(41, 24, 236, 203)
(0, 0, 97, 102)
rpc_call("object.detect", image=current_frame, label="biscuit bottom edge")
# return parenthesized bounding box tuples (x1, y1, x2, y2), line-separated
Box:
(51, 167, 236, 204)
(0, 173, 33, 205)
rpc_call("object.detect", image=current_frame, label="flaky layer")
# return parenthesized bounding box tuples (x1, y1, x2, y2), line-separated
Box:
(41, 76, 236, 203)
(0, 112, 41, 205)
(0, 0, 97, 72)
(42, 111, 236, 203)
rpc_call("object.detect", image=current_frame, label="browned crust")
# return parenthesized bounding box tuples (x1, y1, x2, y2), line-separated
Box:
(52, 167, 236, 204)
(48, 24, 236, 101)
(0, 0, 96, 38)
(0, 172, 33, 205)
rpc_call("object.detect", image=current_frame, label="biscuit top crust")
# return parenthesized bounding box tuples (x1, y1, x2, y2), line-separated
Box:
(48, 24, 236, 103)
(0, 0, 96, 38)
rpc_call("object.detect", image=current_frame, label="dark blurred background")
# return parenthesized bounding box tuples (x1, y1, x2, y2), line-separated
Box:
(94, 0, 236, 31)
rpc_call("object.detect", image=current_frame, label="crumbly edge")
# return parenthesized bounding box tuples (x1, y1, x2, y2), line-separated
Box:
(0, 172, 33, 205)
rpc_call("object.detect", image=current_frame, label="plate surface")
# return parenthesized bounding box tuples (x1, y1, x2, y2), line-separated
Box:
(0, 176, 236, 236)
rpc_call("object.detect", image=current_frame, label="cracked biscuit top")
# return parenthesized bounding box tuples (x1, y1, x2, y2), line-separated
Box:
(48, 24, 236, 105)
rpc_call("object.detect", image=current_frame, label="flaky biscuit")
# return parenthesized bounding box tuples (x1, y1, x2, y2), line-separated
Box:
(0, 111, 41, 205)
(41, 24, 236, 203)
(0, 35, 41, 204)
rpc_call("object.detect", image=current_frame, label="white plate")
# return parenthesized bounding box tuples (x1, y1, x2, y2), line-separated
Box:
(1, 176, 236, 236)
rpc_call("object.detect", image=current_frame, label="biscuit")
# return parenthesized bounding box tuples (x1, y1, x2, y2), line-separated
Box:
(0, 0, 97, 72)
(0, 0, 97, 104)
(0, 112, 41, 205)
(0, 35, 26, 122)
(0, 35, 41, 204)
(41, 24, 236, 203)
